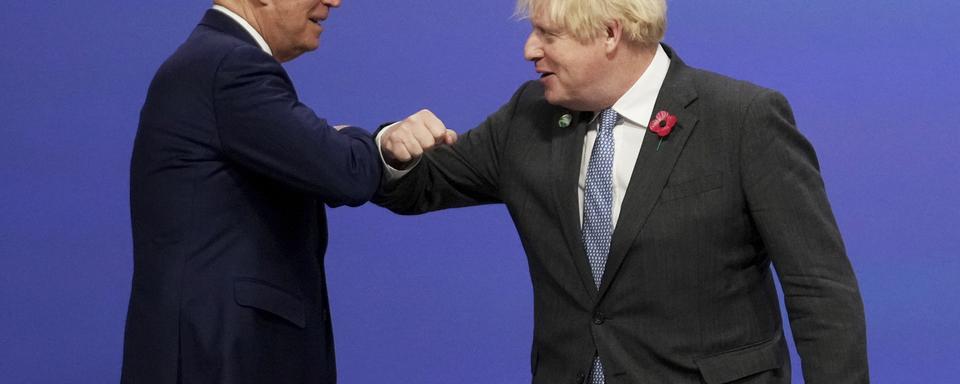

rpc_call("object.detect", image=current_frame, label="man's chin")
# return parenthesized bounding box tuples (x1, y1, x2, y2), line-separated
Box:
(544, 91, 574, 110)
(543, 89, 560, 104)
(293, 41, 320, 57)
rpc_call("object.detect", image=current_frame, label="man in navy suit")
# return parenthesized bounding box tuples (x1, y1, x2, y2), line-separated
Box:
(122, 1, 440, 382)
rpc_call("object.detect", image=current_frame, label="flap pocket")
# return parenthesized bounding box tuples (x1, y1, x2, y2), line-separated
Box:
(234, 278, 306, 329)
(660, 172, 723, 202)
(694, 333, 785, 384)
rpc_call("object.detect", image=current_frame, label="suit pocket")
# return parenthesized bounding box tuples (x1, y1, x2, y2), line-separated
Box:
(659, 172, 723, 203)
(694, 333, 786, 384)
(234, 278, 306, 329)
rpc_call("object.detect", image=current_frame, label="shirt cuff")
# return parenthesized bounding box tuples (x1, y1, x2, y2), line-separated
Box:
(375, 122, 420, 181)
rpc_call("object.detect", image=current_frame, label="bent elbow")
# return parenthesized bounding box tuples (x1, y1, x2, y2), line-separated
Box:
(328, 139, 383, 207)
(343, 158, 382, 206)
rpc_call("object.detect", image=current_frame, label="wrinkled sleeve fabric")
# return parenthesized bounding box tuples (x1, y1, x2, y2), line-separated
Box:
(373, 83, 532, 214)
(214, 44, 381, 207)
(740, 90, 869, 383)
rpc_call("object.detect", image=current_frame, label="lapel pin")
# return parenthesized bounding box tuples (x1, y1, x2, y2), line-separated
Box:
(558, 113, 572, 128)
(648, 110, 678, 151)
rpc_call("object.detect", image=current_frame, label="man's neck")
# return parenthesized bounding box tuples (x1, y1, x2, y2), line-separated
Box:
(211, 2, 273, 56)
(216, 1, 255, 27)
(604, 45, 658, 107)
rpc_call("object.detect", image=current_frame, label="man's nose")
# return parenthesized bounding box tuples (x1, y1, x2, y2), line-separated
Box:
(523, 33, 542, 62)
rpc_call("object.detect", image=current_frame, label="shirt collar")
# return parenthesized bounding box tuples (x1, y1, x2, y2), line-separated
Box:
(212, 5, 273, 56)
(590, 44, 671, 128)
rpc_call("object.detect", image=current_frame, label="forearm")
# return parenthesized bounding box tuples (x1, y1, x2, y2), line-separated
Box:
(373, 146, 499, 215)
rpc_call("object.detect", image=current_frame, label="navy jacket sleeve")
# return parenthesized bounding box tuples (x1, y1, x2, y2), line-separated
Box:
(213, 44, 381, 206)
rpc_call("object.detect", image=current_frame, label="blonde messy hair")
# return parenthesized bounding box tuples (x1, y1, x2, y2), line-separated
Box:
(515, 0, 667, 47)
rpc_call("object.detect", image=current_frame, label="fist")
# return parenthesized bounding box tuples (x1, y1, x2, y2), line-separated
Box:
(381, 109, 458, 169)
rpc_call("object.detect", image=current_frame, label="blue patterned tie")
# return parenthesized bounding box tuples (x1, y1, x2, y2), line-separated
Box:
(583, 108, 617, 384)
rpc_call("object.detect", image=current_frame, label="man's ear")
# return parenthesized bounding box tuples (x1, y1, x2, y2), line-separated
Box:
(604, 19, 623, 53)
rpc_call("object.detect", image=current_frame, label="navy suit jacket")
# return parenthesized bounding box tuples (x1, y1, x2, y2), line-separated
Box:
(122, 10, 381, 383)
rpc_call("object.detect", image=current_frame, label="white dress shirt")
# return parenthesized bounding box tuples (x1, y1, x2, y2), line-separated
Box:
(378, 45, 671, 229)
(212, 5, 273, 56)
(580, 44, 670, 227)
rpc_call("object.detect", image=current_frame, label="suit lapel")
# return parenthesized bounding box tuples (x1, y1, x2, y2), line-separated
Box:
(597, 55, 700, 299)
(551, 110, 599, 301)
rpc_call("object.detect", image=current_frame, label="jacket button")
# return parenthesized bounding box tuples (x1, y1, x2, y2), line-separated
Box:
(593, 311, 605, 325)
(576, 372, 586, 383)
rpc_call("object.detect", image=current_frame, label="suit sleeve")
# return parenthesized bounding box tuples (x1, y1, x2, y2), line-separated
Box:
(739, 90, 869, 382)
(372, 83, 533, 214)
(213, 44, 381, 207)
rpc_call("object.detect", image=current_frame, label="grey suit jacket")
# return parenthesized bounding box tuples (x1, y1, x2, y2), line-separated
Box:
(375, 45, 868, 384)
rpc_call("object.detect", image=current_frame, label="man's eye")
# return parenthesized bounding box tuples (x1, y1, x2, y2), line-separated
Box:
(546, 29, 566, 38)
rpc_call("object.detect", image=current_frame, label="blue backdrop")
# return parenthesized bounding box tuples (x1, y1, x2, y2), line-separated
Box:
(1, 1, 958, 382)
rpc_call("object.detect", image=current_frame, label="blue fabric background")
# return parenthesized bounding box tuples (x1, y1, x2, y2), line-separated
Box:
(1, 1, 957, 382)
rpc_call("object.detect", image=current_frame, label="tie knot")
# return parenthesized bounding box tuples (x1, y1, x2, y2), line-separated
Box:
(599, 108, 618, 133)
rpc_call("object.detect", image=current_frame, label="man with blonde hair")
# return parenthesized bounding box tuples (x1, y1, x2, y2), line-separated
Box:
(377, 0, 868, 382)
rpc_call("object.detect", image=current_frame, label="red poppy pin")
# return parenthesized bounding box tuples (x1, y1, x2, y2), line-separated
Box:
(648, 110, 677, 151)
